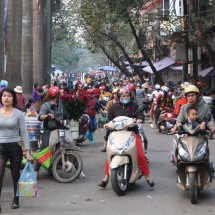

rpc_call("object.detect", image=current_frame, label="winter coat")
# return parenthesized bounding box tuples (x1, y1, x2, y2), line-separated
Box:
(86, 97, 96, 117)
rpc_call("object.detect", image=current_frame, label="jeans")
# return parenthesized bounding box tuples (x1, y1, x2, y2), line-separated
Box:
(89, 117, 97, 132)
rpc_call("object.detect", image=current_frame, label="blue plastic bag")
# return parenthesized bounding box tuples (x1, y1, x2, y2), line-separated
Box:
(16, 162, 38, 197)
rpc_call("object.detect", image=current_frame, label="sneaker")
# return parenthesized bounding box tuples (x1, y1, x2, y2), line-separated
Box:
(79, 171, 86, 179)
(150, 123, 154, 128)
(90, 140, 96, 144)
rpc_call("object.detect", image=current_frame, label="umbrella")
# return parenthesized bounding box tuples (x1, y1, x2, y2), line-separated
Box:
(198, 67, 215, 77)
(97, 66, 118, 71)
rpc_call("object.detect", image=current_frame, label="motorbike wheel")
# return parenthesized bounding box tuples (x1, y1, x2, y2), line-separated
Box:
(52, 150, 83, 183)
(111, 166, 128, 196)
(189, 172, 198, 204)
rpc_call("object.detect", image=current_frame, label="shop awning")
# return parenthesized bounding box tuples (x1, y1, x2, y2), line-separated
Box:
(130, 61, 148, 69)
(96, 66, 118, 72)
(198, 67, 215, 77)
(142, 57, 175, 74)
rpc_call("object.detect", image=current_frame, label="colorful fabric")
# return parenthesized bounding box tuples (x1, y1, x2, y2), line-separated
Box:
(33, 147, 52, 169)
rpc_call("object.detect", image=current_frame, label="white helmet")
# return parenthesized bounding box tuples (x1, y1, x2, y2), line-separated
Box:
(161, 86, 169, 93)
(155, 84, 160, 90)
(180, 82, 190, 90)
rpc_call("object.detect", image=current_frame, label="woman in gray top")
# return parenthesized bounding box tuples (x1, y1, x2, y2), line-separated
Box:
(0, 88, 31, 212)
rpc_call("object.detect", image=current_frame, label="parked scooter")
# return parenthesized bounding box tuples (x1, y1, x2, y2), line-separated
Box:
(45, 118, 83, 183)
(174, 123, 214, 204)
(157, 108, 177, 134)
(106, 116, 143, 196)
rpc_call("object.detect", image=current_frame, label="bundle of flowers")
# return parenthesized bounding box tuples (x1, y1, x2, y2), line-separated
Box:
(61, 92, 88, 121)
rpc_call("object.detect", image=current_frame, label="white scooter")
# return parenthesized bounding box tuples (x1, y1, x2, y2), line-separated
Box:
(106, 116, 143, 196)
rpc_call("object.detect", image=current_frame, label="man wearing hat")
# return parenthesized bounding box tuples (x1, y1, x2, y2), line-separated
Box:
(14, 86, 27, 112)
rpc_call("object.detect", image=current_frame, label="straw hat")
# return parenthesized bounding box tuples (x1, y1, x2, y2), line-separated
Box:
(14, 86, 23, 93)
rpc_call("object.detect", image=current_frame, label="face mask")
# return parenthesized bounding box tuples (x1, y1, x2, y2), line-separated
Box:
(120, 98, 130, 104)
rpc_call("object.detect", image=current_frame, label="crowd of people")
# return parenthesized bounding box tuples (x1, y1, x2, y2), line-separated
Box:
(0, 72, 215, 211)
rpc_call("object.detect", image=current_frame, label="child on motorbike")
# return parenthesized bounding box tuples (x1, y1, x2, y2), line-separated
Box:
(175, 107, 206, 130)
(98, 87, 154, 188)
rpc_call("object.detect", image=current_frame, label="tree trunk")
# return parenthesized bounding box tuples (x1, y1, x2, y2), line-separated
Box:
(43, 0, 52, 85)
(6, 0, 22, 88)
(33, 0, 44, 85)
(0, 0, 5, 79)
(21, 0, 33, 98)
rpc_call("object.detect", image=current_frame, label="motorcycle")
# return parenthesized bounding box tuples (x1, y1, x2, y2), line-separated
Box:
(174, 123, 214, 204)
(157, 108, 177, 134)
(106, 116, 143, 196)
(40, 117, 83, 183)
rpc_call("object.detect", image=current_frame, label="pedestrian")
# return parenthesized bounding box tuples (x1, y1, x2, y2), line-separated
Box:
(14, 86, 27, 112)
(86, 89, 97, 143)
(0, 88, 31, 211)
(32, 83, 43, 113)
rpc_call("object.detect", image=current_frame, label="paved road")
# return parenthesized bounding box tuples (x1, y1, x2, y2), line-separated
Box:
(1, 123, 215, 215)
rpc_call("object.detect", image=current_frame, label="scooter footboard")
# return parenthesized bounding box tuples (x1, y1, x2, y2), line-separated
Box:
(110, 156, 129, 169)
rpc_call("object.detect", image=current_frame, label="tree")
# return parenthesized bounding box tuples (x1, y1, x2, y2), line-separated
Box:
(21, 0, 33, 98)
(33, 0, 44, 85)
(43, 0, 52, 84)
(6, 0, 22, 88)
(0, 0, 4, 79)
(77, 0, 165, 84)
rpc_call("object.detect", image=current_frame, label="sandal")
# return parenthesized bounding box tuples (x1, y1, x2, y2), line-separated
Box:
(101, 147, 106, 152)
(146, 179, 154, 188)
(98, 180, 108, 188)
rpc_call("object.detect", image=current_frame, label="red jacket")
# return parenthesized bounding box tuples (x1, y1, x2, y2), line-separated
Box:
(86, 97, 96, 117)
(174, 97, 188, 116)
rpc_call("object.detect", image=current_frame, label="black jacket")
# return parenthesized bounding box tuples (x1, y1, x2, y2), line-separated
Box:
(108, 101, 142, 134)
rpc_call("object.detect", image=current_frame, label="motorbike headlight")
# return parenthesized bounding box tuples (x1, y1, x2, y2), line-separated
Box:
(178, 143, 190, 161)
(193, 143, 207, 161)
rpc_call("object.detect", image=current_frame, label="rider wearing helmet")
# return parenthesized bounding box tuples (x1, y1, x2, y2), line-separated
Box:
(101, 88, 119, 152)
(174, 82, 189, 116)
(34, 86, 68, 174)
(172, 85, 215, 133)
(99, 85, 112, 101)
(98, 87, 154, 188)
(154, 86, 173, 124)
(149, 84, 163, 123)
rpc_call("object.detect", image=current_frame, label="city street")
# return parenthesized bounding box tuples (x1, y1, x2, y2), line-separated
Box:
(1, 123, 215, 215)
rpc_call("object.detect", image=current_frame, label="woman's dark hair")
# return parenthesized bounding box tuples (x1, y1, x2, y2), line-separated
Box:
(187, 106, 198, 115)
(33, 83, 39, 89)
(0, 88, 17, 107)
